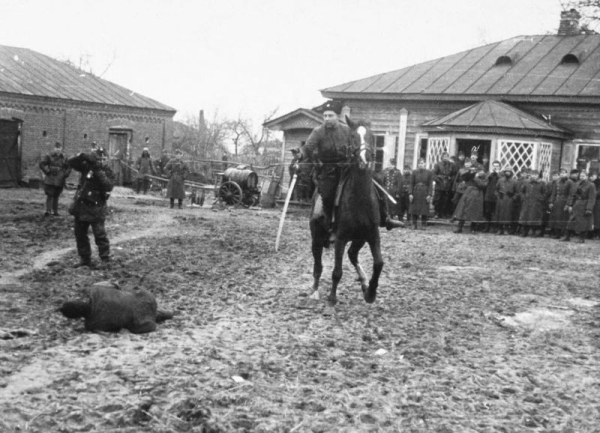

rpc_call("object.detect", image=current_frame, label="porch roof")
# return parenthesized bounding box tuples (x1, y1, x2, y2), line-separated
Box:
(263, 108, 323, 132)
(421, 100, 571, 139)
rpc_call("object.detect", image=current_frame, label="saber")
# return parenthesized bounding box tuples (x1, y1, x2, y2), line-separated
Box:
(372, 179, 397, 205)
(275, 173, 297, 251)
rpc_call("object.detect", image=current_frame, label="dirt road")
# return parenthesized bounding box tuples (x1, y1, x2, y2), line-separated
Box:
(1, 187, 599, 432)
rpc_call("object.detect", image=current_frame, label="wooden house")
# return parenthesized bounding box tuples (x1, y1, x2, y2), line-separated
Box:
(0, 45, 176, 187)
(263, 108, 324, 186)
(278, 9, 600, 179)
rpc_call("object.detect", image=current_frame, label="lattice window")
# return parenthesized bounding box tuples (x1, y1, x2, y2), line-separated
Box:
(426, 138, 449, 169)
(498, 140, 535, 174)
(537, 143, 552, 181)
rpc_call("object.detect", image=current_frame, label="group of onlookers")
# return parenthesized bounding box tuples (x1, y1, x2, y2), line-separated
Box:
(379, 152, 599, 243)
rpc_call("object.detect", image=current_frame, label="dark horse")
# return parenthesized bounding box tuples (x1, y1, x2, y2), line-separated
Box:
(310, 117, 383, 309)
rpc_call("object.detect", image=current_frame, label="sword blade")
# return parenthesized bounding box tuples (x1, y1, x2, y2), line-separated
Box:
(275, 173, 298, 251)
(372, 179, 397, 204)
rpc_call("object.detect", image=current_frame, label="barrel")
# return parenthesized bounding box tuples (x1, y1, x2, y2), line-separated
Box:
(223, 168, 258, 190)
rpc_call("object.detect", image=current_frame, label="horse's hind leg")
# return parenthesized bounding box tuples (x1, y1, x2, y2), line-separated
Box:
(348, 240, 369, 294)
(365, 235, 384, 304)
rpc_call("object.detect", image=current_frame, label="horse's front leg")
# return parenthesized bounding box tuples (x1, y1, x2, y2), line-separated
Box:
(348, 240, 369, 294)
(365, 233, 384, 304)
(327, 239, 347, 308)
(311, 239, 324, 299)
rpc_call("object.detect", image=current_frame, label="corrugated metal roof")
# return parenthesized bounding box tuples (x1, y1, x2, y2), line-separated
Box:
(421, 100, 570, 139)
(0, 45, 175, 112)
(323, 35, 600, 101)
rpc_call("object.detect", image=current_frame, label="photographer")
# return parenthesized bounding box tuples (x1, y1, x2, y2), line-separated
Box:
(67, 148, 116, 268)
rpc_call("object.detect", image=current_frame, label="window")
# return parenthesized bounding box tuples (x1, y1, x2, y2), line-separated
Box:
(561, 54, 579, 64)
(497, 140, 553, 181)
(495, 56, 512, 66)
(576, 144, 600, 173)
(374, 135, 385, 172)
(426, 138, 450, 168)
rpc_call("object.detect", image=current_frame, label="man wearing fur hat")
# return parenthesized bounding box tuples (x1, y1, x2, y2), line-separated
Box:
(39, 142, 71, 217)
(292, 100, 403, 240)
(68, 147, 115, 268)
(135, 147, 156, 194)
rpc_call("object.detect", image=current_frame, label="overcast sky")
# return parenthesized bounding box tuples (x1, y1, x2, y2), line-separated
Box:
(0, 0, 568, 126)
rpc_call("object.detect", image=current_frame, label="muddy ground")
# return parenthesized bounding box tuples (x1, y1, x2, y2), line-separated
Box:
(1, 187, 599, 433)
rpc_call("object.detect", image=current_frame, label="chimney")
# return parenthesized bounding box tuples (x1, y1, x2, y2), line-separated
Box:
(558, 9, 581, 36)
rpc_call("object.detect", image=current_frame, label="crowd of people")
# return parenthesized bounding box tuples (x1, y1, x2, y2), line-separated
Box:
(379, 152, 599, 243)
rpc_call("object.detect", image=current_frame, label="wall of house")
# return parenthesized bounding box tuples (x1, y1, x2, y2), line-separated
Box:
(0, 94, 174, 183)
(346, 99, 470, 169)
(282, 128, 312, 186)
(347, 99, 600, 172)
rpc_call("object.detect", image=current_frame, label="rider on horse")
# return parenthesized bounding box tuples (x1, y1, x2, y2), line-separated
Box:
(292, 100, 404, 241)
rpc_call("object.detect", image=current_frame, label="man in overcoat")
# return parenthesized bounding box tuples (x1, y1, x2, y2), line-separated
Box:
(68, 148, 115, 268)
(494, 168, 517, 235)
(135, 147, 156, 194)
(432, 152, 456, 219)
(564, 170, 596, 243)
(548, 169, 570, 238)
(381, 158, 403, 220)
(453, 163, 487, 234)
(165, 149, 190, 209)
(408, 158, 433, 230)
(483, 161, 501, 232)
(40, 142, 71, 216)
(292, 100, 402, 240)
(518, 169, 547, 237)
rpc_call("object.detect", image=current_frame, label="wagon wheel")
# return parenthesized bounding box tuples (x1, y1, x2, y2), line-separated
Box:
(219, 181, 244, 207)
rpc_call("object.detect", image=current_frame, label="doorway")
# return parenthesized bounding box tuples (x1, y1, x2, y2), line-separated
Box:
(456, 139, 491, 164)
(108, 130, 132, 186)
(0, 120, 21, 187)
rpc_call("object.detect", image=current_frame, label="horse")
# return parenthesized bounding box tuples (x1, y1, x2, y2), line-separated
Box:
(309, 117, 384, 310)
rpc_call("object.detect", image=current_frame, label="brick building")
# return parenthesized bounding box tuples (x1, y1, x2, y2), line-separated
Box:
(0, 45, 176, 187)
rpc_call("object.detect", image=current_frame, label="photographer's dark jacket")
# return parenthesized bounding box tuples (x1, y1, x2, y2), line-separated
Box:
(68, 154, 115, 222)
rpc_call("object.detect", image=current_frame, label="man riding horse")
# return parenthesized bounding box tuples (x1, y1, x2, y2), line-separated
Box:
(292, 100, 403, 242)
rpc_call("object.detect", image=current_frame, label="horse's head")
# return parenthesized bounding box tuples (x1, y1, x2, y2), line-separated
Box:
(346, 116, 374, 169)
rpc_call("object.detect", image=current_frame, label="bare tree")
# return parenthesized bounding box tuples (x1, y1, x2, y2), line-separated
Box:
(564, 1, 600, 32)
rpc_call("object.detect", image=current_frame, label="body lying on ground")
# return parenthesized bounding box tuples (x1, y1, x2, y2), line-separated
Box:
(59, 285, 173, 334)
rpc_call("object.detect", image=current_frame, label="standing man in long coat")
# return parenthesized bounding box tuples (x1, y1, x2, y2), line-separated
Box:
(135, 147, 156, 194)
(40, 142, 71, 217)
(381, 158, 403, 220)
(453, 163, 487, 234)
(483, 160, 501, 232)
(564, 170, 596, 243)
(408, 158, 433, 230)
(432, 152, 456, 219)
(548, 169, 570, 238)
(68, 148, 115, 268)
(494, 168, 517, 235)
(165, 149, 190, 209)
(518, 169, 547, 237)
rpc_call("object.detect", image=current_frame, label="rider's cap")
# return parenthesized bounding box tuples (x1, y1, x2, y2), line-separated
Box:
(322, 100, 343, 115)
